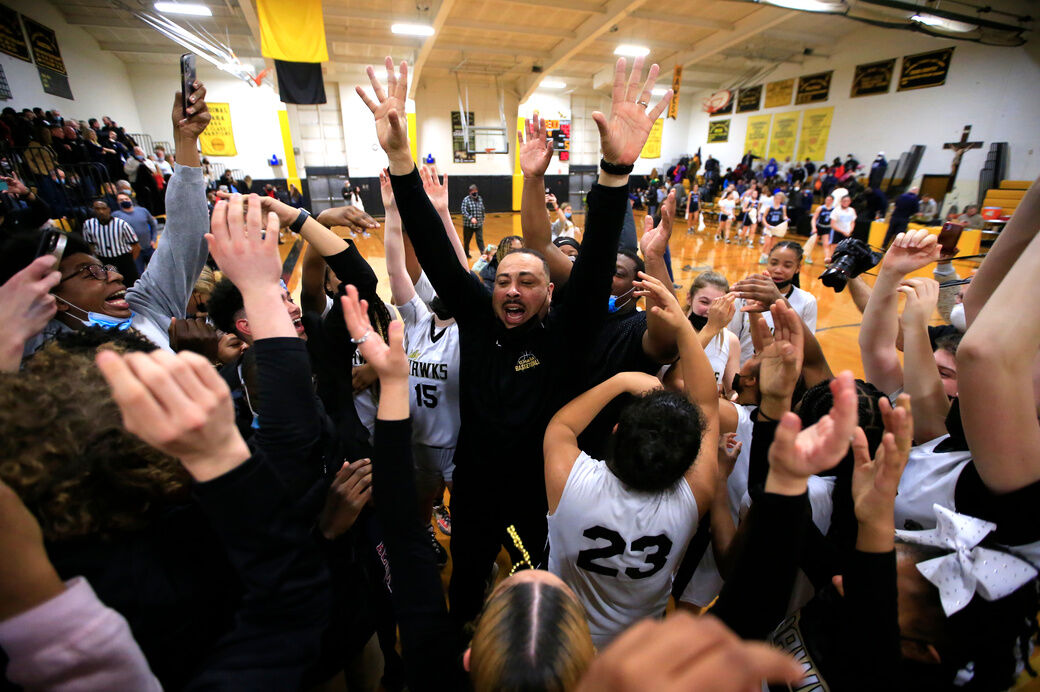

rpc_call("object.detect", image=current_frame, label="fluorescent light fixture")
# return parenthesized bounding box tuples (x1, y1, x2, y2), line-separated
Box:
(910, 13, 977, 32)
(760, 0, 845, 12)
(651, 87, 669, 96)
(153, 2, 212, 16)
(540, 79, 567, 89)
(614, 44, 651, 57)
(391, 23, 435, 37)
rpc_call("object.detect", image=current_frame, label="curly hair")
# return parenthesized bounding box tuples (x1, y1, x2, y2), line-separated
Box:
(608, 389, 706, 492)
(0, 330, 190, 542)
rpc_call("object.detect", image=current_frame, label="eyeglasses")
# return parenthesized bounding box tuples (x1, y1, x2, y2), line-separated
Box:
(59, 263, 119, 283)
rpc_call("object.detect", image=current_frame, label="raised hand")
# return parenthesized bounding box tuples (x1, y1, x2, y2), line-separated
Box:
(0, 255, 60, 372)
(767, 371, 858, 494)
(718, 432, 742, 480)
(316, 205, 380, 234)
(379, 168, 396, 211)
(356, 57, 410, 162)
(318, 458, 373, 539)
(881, 229, 940, 277)
(592, 57, 672, 166)
(172, 81, 210, 141)
(733, 273, 784, 313)
(897, 277, 939, 329)
(168, 316, 221, 363)
(206, 194, 282, 294)
(341, 284, 407, 381)
(517, 115, 554, 178)
(96, 349, 250, 481)
(756, 301, 804, 404)
(705, 294, 737, 333)
(0, 174, 30, 197)
(639, 189, 675, 260)
(217, 189, 297, 229)
(633, 270, 689, 335)
(852, 394, 912, 542)
(419, 164, 449, 214)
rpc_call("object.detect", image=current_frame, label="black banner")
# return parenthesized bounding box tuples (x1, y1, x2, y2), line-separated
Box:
(451, 111, 475, 163)
(38, 65, 73, 99)
(736, 85, 761, 113)
(851, 59, 895, 97)
(23, 16, 66, 75)
(795, 71, 832, 105)
(707, 119, 730, 143)
(898, 47, 954, 91)
(0, 4, 30, 62)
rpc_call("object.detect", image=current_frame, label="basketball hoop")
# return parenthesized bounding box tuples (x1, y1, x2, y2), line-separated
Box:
(485, 147, 495, 154)
(703, 90, 732, 114)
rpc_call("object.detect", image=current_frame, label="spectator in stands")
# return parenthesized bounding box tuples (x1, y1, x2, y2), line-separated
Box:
(883, 186, 920, 247)
(913, 194, 938, 224)
(125, 147, 163, 215)
(242, 175, 254, 194)
(218, 170, 239, 193)
(114, 192, 159, 274)
(154, 148, 174, 179)
(289, 184, 304, 208)
(0, 174, 51, 236)
(82, 200, 141, 286)
(957, 204, 985, 229)
(103, 130, 129, 182)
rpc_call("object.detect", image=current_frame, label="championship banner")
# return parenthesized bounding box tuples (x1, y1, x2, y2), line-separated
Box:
(764, 79, 793, 108)
(795, 71, 832, 105)
(744, 114, 772, 158)
(22, 17, 65, 74)
(851, 58, 895, 98)
(709, 90, 733, 117)
(667, 65, 681, 119)
(641, 119, 664, 158)
(737, 85, 761, 113)
(898, 47, 954, 91)
(199, 103, 237, 156)
(707, 119, 730, 143)
(796, 107, 833, 162)
(767, 111, 800, 160)
(0, 4, 30, 62)
(452, 111, 475, 163)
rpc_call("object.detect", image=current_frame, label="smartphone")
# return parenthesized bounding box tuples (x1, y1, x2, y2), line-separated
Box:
(0, 180, 7, 193)
(545, 187, 554, 210)
(35, 228, 67, 264)
(180, 53, 197, 117)
(937, 222, 964, 255)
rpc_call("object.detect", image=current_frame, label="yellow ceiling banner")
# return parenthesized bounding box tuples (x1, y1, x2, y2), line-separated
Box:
(641, 119, 664, 159)
(199, 103, 237, 157)
(667, 65, 682, 119)
(796, 107, 834, 162)
(258, 0, 328, 63)
(767, 111, 800, 160)
(744, 114, 772, 159)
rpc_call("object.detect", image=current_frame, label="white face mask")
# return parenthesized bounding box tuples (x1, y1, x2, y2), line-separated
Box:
(950, 302, 966, 332)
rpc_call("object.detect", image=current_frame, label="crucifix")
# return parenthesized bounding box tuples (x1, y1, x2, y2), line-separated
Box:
(943, 125, 984, 192)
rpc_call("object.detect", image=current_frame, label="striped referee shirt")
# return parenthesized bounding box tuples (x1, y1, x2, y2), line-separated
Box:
(82, 217, 139, 258)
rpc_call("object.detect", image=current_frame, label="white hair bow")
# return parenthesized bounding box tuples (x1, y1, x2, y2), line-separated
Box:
(895, 504, 1037, 616)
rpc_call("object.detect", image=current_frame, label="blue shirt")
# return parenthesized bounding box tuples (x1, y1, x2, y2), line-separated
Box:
(114, 206, 159, 245)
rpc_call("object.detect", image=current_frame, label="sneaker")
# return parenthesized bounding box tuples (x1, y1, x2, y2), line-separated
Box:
(804, 257, 814, 264)
(433, 503, 452, 536)
(714, 234, 721, 241)
(747, 239, 755, 248)
(427, 525, 448, 568)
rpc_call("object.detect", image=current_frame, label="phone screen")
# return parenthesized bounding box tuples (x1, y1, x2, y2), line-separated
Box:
(0, 180, 8, 193)
(180, 53, 197, 117)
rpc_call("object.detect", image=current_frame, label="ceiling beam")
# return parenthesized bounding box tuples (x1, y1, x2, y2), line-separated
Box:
(433, 42, 551, 59)
(321, 7, 396, 22)
(99, 41, 259, 56)
(233, 0, 262, 46)
(62, 12, 249, 30)
(497, 0, 607, 12)
(443, 18, 573, 39)
(408, 0, 458, 98)
(761, 29, 838, 45)
(628, 9, 734, 32)
(660, 7, 792, 74)
(517, 0, 651, 103)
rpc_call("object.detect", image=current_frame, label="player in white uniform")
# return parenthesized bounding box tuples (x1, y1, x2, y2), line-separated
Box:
(545, 275, 717, 648)
(729, 241, 817, 364)
(674, 271, 739, 395)
(827, 195, 856, 262)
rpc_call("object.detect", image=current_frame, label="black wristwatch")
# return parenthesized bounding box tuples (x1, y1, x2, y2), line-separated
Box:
(289, 208, 310, 233)
(600, 158, 634, 175)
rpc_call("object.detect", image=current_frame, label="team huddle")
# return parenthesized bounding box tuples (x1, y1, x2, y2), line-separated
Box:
(0, 54, 1038, 692)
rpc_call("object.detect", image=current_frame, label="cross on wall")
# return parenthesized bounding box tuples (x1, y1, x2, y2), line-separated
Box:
(943, 125, 984, 193)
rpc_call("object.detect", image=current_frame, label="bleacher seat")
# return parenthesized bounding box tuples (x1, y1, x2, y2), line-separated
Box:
(981, 180, 1031, 218)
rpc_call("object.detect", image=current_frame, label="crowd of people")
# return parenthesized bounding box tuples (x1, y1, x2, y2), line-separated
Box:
(0, 54, 1038, 692)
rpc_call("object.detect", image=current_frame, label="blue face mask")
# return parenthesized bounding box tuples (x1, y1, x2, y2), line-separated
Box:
(607, 286, 636, 313)
(564, 211, 572, 219)
(57, 296, 133, 331)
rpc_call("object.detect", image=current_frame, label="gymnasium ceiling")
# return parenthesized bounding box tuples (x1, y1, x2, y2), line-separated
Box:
(59, 0, 1035, 101)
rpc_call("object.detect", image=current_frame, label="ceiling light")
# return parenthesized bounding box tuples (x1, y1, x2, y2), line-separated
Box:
(651, 87, 669, 96)
(153, 2, 212, 16)
(614, 44, 651, 57)
(540, 79, 567, 89)
(391, 23, 435, 37)
(760, 0, 846, 12)
(910, 13, 977, 32)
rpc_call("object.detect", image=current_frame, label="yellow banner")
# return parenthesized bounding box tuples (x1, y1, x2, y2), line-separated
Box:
(765, 79, 793, 108)
(258, 0, 328, 62)
(768, 112, 800, 160)
(199, 103, 237, 157)
(796, 107, 833, 162)
(641, 119, 664, 159)
(667, 65, 682, 119)
(744, 114, 772, 159)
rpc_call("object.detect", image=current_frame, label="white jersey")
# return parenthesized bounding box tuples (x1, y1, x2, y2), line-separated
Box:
(895, 435, 972, 532)
(397, 294, 461, 448)
(703, 329, 735, 388)
(548, 452, 699, 648)
(830, 206, 856, 234)
(352, 349, 377, 442)
(728, 286, 818, 363)
(414, 271, 436, 306)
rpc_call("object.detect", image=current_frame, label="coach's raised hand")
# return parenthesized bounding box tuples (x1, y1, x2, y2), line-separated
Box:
(357, 57, 412, 174)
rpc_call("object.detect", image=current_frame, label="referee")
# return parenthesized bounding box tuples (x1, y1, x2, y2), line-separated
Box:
(82, 200, 141, 286)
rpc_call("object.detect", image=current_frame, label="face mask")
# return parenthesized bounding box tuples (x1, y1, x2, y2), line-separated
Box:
(949, 303, 966, 332)
(689, 312, 709, 331)
(607, 286, 636, 313)
(470, 191, 478, 197)
(57, 296, 133, 331)
(119, 200, 132, 209)
(564, 211, 572, 219)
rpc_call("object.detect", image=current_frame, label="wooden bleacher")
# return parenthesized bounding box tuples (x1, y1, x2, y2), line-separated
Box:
(982, 180, 1030, 217)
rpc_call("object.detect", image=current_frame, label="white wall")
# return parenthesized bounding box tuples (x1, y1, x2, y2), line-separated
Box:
(2, 0, 141, 131)
(125, 63, 288, 178)
(684, 27, 1040, 208)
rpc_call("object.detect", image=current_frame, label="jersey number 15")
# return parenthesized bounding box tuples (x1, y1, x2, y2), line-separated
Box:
(414, 383, 439, 408)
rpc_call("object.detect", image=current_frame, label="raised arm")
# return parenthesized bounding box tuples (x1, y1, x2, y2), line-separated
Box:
(0, 255, 59, 373)
(964, 173, 1040, 327)
(518, 116, 574, 285)
(419, 164, 469, 272)
(638, 192, 679, 362)
(897, 278, 950, 441)
(380, 169, 415, 307)
(958, 226, 1040, 493)
(755, 302, 805, 422)
(299, 243, 329, 316)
